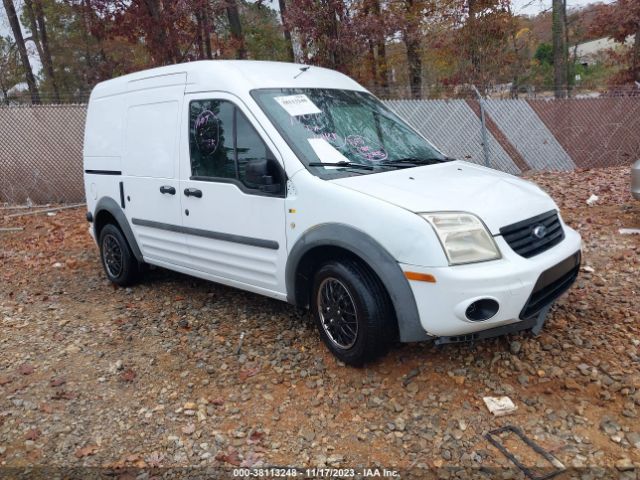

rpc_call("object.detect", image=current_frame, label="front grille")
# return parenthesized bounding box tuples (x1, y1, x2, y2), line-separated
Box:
(520, 251, 581, 319)
(500, 210, 564, 258)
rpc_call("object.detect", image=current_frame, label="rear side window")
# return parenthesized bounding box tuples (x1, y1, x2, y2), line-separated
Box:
(189, 99, 275, 189)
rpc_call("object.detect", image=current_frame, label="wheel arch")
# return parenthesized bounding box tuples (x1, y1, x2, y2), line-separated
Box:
(93, 196, 143, 262)
(285, 223, 429, 342)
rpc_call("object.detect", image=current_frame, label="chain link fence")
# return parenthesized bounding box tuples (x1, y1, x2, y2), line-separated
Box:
(1, 105, 86, 205)
(1, 98, 639, 205)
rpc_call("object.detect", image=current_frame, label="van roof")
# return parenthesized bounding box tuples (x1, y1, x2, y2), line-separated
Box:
(90, 60, 367, 99)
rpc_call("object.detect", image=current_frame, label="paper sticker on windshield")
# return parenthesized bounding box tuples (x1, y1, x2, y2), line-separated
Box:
(308, 138, 348, 169)
(275, 94, 322, 117)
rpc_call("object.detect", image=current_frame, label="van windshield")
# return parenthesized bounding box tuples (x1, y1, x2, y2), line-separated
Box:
(251, 88, 448, 177)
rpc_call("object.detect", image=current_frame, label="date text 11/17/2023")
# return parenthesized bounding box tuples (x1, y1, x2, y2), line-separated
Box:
(232, 467, 400, 477)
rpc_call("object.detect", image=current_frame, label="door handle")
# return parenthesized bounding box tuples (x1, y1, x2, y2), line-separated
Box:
(184, 188, 203, 198)
(159, 185, 176, 195)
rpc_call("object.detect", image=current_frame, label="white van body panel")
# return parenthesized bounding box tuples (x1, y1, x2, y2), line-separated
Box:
(83, 60, 582, 344)
(332, 161, 557, 235)
(177, 92, 287, 294)
(285, 169, 448, 268)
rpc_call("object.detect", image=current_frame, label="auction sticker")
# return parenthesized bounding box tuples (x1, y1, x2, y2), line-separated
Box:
(274, 94, 322, 117)
(307, 138, 349, 169)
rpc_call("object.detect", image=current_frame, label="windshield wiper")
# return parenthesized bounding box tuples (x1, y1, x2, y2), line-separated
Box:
(380, 157, 450, 167)
(308, 161, 375, 170)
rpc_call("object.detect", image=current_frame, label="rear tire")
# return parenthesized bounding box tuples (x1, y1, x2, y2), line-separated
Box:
(98, 223, 140, 287)
(311, 259, 395, 366)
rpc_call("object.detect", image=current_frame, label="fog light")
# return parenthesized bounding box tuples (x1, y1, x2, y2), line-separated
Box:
(465, 299, 499, 321)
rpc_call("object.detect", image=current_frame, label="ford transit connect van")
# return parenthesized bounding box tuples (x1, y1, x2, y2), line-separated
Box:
(83, 61, 581, 365)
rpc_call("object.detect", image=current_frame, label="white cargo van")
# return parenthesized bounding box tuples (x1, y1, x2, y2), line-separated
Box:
(83, 60, 581, 365)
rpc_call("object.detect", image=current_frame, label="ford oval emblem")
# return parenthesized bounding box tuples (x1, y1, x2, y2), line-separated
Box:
(532, 225, 547, 239)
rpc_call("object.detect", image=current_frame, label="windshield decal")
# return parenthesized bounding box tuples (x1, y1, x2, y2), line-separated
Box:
(194, 109, 220, 155)
(308, 138, 349, 169)
(346, 135, 387, 162)
(274, 94, 322, 117)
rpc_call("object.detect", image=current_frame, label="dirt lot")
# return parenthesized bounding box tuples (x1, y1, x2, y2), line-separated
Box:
(1, 166, 639, 479)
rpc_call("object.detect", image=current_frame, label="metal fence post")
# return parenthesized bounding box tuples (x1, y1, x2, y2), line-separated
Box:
(472, 85, 491, 169)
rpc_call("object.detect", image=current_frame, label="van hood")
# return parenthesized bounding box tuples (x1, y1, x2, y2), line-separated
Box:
(331, 161, 557, 234)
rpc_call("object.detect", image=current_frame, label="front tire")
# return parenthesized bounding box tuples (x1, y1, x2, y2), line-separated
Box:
(311, 259, 395, 366)
(98, 223, 140, 287)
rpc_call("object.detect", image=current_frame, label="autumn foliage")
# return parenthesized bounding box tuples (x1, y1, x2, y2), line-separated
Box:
(1, 0, 639, 103)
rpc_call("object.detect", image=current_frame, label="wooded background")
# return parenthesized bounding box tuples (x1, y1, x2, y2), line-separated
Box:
(0, 0, 639, 104)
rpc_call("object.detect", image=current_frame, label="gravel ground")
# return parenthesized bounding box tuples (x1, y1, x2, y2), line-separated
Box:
(0, 166, 639, 479)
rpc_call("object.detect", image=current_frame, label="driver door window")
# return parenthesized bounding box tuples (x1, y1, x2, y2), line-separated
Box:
(189, 99, 280, 193)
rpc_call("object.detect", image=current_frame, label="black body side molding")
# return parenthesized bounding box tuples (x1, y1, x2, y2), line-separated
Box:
(84, 169, 122, 175)
(131, 218, 279, 250)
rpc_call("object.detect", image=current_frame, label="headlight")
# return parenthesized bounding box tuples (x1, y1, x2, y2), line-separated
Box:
(421, 212, 501, 265)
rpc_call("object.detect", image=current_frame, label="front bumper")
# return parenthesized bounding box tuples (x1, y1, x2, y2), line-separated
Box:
(401, 225, 582, 338)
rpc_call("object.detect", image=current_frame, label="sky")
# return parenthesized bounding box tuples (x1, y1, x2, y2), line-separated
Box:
(512, 0, 615, 14)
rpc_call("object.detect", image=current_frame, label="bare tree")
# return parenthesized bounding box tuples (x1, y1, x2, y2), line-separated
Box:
(1, 0, 40, 103)
(24, 0, 60, 102)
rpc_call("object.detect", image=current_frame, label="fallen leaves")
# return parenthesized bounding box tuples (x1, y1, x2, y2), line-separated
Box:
(144, 451, 164, 468)
(17, 364, 35, 375)
(75, 444, 98, 458)
(49, 377, 66, 387)
(0, 376, 13, 386)
(119, 369, 136, 383)
(215, 447, 242, 466)
(24, 428, 41, 441)
(247, 429, 265, 445)
(51, 389, 77, 401)
(240, 451, 263, 468)
(238, 366, 260, 382)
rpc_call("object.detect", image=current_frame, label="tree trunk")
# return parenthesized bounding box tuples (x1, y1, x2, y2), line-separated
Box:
(368, 40, 378, 89)
(327, 8, 340, 70)
(2, 0, 40, 103)
(81, 0, 95, 71)
(404, 0, 421, 99)
(405, 36, 422, 98)
(143, 0, 178, 64)
(552, 0, 567, 98)
(160, 0, 181, 62)
(633, 26, 640, 83)
(23, 0, 44, 61)
(195, 9, 205, 59)
(377, 40, 389, 96)
(202, 2, 213, 60)
(33, 0, 60, 102)
(226, 0, 246, 60)
(371, 0, 389, 95)
(0, 76, 9, 105)
(278, 0, 295, 62)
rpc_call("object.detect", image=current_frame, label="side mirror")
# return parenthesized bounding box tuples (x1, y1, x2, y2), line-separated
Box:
(244, 158, 283, 194)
